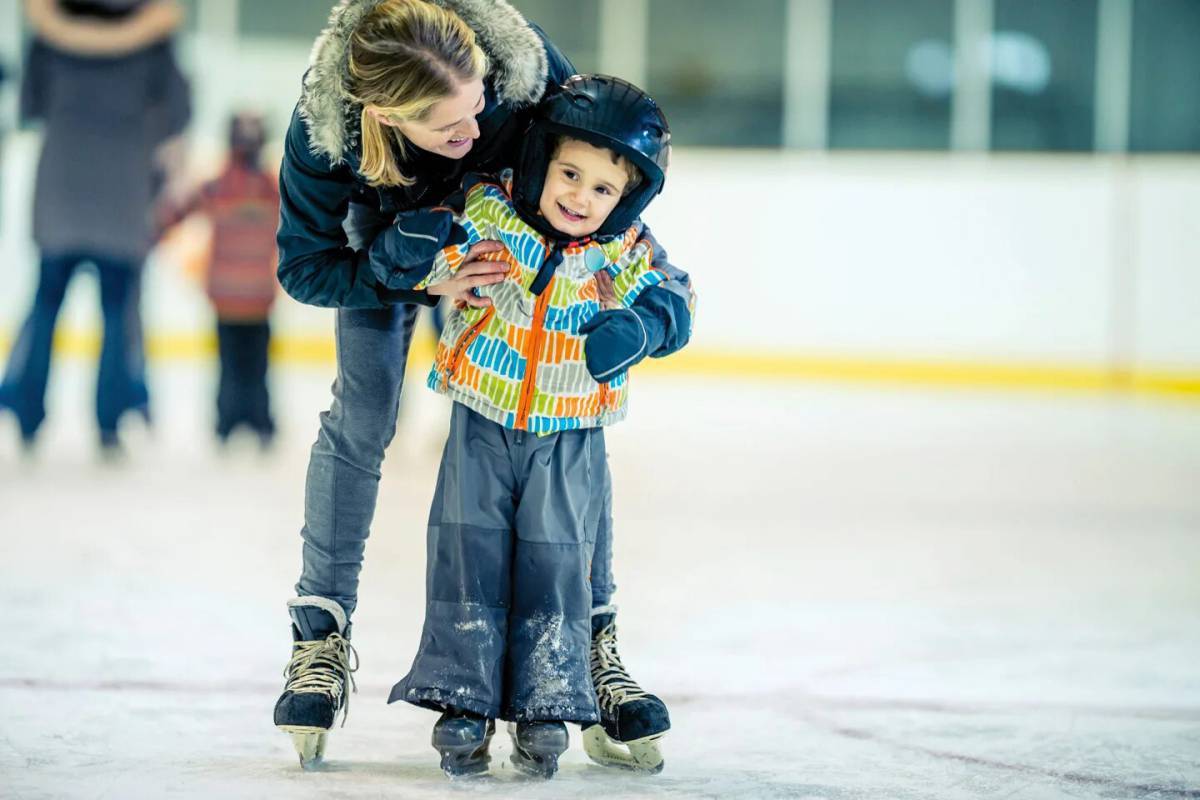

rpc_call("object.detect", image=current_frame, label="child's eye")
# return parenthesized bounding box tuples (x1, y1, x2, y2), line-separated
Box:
(595, 186, 611, 196)
(562, 169, 578, 181)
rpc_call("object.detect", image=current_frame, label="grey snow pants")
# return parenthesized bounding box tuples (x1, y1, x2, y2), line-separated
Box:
(389, 403, 603, 724)
(293, 305, 616, 624)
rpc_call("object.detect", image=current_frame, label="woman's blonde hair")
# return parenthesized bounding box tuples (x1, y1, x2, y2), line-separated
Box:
(347, 0, 488, 187)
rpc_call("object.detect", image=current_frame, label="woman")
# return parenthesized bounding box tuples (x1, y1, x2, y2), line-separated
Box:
(0, 0, 190, 455)
(271, 0, 693, 772)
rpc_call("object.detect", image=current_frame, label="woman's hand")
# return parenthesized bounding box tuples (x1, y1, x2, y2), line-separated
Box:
(425, 240, 506, 308)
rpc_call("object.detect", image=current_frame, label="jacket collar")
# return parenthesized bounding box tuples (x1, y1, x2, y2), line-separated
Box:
(298, 0, 549, 165)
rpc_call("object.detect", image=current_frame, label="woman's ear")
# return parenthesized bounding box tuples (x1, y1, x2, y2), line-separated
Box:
(365, 106, 399, 129)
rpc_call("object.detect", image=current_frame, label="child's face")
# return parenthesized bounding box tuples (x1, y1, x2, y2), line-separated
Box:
(537, 140, 630, 238)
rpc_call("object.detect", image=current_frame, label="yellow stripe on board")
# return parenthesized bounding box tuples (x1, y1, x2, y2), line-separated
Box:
(3, 330, 1199, 400)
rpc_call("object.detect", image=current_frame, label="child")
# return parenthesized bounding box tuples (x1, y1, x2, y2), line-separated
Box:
(160, 113, 280, 446)
(374, 75, 682, 779)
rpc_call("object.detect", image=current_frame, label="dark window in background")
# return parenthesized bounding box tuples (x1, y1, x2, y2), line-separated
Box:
(646, 0, 785, 148)
(239, 0, 336, 39)
(510, 0, 600, 74)
(1130, 0, 1200, 152)
(990, 0, 1096, 151)
(829, 0, 953, 149)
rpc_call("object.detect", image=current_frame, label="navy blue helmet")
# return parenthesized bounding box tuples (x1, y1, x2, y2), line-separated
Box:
(512, 74, 671, 240)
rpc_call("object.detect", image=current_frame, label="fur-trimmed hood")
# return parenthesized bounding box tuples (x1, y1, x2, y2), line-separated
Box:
(298, 0, 549, 164)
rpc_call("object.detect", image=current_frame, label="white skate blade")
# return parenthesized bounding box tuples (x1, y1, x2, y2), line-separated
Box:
(582, 726, 664, 774)
(280, 726, 328, 769)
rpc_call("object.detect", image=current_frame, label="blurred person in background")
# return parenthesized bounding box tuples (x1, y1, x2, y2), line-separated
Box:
(271, 0, 693, 773)
(0, 0, 190, 457)
(158, 113, 280, 450)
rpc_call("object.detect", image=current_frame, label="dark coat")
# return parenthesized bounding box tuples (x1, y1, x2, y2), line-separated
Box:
(274, 0, 693, 356)
(21, 38, 190, 264)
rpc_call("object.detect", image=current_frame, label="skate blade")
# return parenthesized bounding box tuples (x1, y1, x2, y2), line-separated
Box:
(279, 726, 328, 769)
(582, 726, 665, 774)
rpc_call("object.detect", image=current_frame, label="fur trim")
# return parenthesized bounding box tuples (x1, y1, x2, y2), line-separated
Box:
(298, 0, 549, 164)
(287, 595, 349, 635)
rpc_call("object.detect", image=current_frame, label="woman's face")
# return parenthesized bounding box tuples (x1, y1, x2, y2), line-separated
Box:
(374, 77, 486, 160)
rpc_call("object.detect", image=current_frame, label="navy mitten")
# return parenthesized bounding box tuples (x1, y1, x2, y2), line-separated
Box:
(579, 304, 667, 383)
(368, 209, 469, 290)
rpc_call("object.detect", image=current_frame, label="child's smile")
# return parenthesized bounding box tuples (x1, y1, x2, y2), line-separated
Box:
(538, 139, 630, 238)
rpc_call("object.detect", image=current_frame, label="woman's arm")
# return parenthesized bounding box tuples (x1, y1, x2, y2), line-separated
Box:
(24, 0, 182, 57)
(277, 107, 426, 308)
(277, 107, 504, 309)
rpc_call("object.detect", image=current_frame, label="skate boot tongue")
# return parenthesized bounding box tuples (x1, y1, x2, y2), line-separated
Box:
(288, 597, 349, 641)
(590, 605, 617, 638)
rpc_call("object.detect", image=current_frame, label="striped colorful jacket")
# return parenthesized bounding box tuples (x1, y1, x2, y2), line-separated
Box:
(413, 172, 668, 434)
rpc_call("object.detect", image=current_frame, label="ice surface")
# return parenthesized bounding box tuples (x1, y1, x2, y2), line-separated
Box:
(2, 362, 1199, 799)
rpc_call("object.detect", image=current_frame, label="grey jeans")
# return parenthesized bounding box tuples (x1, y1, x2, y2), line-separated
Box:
(295, 304, 616, 620)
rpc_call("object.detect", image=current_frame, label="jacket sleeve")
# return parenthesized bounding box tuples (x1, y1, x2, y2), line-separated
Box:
(147, 42, 191, 145)
(629, 223, 695, 358)
(369, 207, 470, 291)
(19, 40, 50, 126)
(275, 105, 434, 308)
(527, 22, 577, 86)
(604, 236, 667, 307)
(410, 184, 492, 291)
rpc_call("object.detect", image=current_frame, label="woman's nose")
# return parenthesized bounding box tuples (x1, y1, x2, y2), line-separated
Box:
(461, 117, 480, 140)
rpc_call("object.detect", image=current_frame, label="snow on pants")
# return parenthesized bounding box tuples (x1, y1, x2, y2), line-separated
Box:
(389, 403, 603, 724)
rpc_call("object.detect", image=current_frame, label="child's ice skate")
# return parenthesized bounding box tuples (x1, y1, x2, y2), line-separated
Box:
(273, 596, 358, 769)
(432, 708, 495, 778)
(507, 721, 569, 778)
(582, 606, 670, 773)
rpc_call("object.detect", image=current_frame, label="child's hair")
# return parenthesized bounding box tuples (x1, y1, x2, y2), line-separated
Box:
(346, 0, 489, 187)
(228, 111, 267, 166)
(550, 135, 643, 196)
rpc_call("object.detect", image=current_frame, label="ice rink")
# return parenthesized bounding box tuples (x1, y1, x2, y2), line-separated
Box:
(2, 362, 1199, 799)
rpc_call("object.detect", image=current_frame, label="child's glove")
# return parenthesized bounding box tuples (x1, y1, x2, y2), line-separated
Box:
(579, 304, 666, 383)
(369, 209, 469, 290)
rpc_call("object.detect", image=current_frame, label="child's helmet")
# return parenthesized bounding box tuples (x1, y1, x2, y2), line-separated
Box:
(512, 74, 671, 240)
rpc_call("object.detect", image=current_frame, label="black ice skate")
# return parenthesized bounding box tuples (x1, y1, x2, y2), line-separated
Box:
(507, 721, 569, 778)
(432, 708, 495, 778)
(582, 605, 670, 773)
(273, 596, 358, 769)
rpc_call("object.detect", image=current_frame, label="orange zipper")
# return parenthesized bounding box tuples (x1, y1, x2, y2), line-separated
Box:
(515, 277, 554, 431)
(444, 307, 494, 389)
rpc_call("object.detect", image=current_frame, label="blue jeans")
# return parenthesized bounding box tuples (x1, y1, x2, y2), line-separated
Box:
(0, 253, 147, 439)
(295, 305, 617, 621)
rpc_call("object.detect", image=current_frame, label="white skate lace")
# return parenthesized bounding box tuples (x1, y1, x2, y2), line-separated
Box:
(590, 622, 648, 715)
(282, 633, 359, 725)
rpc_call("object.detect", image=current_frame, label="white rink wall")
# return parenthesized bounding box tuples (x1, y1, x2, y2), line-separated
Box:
(2, 130, 1199, 376)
